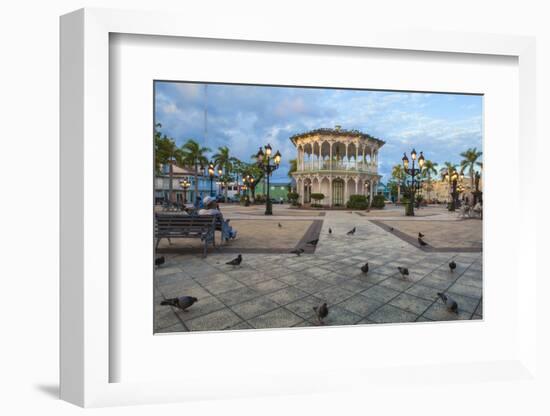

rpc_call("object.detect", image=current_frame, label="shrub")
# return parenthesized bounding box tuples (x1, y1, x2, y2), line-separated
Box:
(346, 194, 368, 210)
(254, 194, 266, 203)
(371, 194, 385, 209)
(287, 192, 299, 205)
(310, 193, 325, 203)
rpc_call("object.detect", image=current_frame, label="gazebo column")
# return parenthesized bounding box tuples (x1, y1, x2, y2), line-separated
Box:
(328, 177, 332, 207)
(318, 145, 322, 170)
(355, 145, 359, 170)
(369, 179, 374, 205)
(344, 179, 348, 205)
(355, 178, 358, 195)
(329, 143, 333, 170)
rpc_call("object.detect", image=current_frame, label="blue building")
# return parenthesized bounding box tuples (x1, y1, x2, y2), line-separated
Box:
(155, 164, 217, 205)
(377, 182, 391, 201)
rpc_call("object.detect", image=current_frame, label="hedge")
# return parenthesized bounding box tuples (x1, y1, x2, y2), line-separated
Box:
(346, 194, 368, 210)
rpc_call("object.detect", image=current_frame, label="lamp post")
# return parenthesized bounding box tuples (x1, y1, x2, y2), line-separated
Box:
(179, 178, 190, 204)
(402, 149, 425, 216)
(256, 143, 281, 215)
(443, 170, 463, 211)
(217, 167, 223, 200)
(208, 162, 215, 197)
(243, 174, 254, 204)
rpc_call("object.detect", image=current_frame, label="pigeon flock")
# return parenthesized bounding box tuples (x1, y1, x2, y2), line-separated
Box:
(157, 226, 462, 322)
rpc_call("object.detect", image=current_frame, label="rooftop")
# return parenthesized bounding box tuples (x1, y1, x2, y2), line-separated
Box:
(289, 127, 385, 146)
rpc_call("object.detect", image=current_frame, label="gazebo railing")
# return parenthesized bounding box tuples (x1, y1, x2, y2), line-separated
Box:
(297, 161, 378, 174)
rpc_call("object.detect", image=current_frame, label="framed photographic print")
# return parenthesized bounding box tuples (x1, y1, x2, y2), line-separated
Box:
(60, 7, 537, 408)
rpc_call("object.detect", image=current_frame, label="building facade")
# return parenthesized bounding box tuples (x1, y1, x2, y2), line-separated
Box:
(155, 164, 215, 205)
(253, 181, 291, 201)
(290, 127, 384, 207)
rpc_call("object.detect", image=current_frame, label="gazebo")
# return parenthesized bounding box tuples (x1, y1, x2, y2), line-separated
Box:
(290, 126, 384, 207)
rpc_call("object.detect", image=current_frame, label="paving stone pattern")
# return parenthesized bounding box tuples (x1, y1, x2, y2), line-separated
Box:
(155, 210, 482, 333)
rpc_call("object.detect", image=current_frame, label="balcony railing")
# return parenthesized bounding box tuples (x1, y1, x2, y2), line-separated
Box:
(296, 161, 378, 174)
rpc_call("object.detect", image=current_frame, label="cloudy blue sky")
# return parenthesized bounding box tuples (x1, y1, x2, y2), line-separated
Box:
(154, 81, 483, 182)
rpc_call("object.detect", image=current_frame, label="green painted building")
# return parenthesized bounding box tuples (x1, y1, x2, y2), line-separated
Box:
(254, 181, 291, 201)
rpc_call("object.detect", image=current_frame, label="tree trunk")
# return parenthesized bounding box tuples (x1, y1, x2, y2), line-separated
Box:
(397, 184, 401, 203)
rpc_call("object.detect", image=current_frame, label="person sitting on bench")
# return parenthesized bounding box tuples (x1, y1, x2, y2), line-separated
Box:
(199, 196, 237, 240)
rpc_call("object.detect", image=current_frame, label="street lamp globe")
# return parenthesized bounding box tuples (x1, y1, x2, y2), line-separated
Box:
(256, 147, 264, 163)
(274, 150, 282, 165)
(402, 153, 409, 169)
(265, 143, 272, 157)
(411, 148, 417, 160)
(418, 151, 425, 168)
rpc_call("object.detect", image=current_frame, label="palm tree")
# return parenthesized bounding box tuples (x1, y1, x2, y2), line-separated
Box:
(421, 159, 438, 202)
(154, 123, 181, 203)
(441, 162, 458, 204)
(231, 159, 245, 196)
(212, 146, 234, 202)
(180, 139, 211, 207)
(391, 164, 405, 202)
(460, 147, 483, 189)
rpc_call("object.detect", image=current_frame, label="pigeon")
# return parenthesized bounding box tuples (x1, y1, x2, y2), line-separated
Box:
(313, 302, 329, 325)
(160, 296, 198, 312)
(389, 227, 394, 232)
(418, 237, 428, 247)
(347, 227, 356, 235)
(328, 228, 332, 234)
(155, 256, 165, 268)
(397, 267, 410, 280)
(290, 248, 304, 256)
(226, 254, 242, 266)
(418, 232, 425, 238)
(278, 223, 282, 228)
(437, 292, 458, 314)
(307, 239, 319, 246)
(449, 261, 457, 272)
(361, 262, 369, 274)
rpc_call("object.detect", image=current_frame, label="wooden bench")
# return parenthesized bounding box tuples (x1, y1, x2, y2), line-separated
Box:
(155, 214, 216, 257)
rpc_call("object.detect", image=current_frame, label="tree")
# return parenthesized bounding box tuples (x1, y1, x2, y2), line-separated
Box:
(421, 159, 438, 202)
(460, 147, 483, 189)
(391, 164, 405, 202)
(154, 123, 181, 203)
(180, 139, 211, 207)
(231, 159, 246, 196)
(213, 146, 234, 202)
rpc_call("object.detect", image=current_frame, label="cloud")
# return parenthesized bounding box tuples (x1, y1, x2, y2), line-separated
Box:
(154, 82, 483, 182)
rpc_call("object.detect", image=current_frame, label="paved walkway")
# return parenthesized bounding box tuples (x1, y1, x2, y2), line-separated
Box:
(155, 208, 482, 333)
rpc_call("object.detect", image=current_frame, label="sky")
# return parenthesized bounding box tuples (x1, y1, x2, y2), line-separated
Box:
(154, 81, 483, 182)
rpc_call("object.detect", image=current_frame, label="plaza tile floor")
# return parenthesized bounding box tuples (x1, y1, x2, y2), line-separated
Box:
(154, 207, 482, 333)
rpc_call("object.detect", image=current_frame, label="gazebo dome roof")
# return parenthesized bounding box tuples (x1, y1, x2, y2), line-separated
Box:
(289, 127, 385, 147)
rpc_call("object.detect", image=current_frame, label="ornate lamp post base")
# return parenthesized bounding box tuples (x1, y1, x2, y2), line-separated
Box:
(265, 199, 273, 215)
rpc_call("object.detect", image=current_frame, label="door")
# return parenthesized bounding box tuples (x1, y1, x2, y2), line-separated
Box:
(332, 179, 344, 206)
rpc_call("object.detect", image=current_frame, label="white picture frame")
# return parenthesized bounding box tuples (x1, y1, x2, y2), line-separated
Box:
(60, 8, 537, 407)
